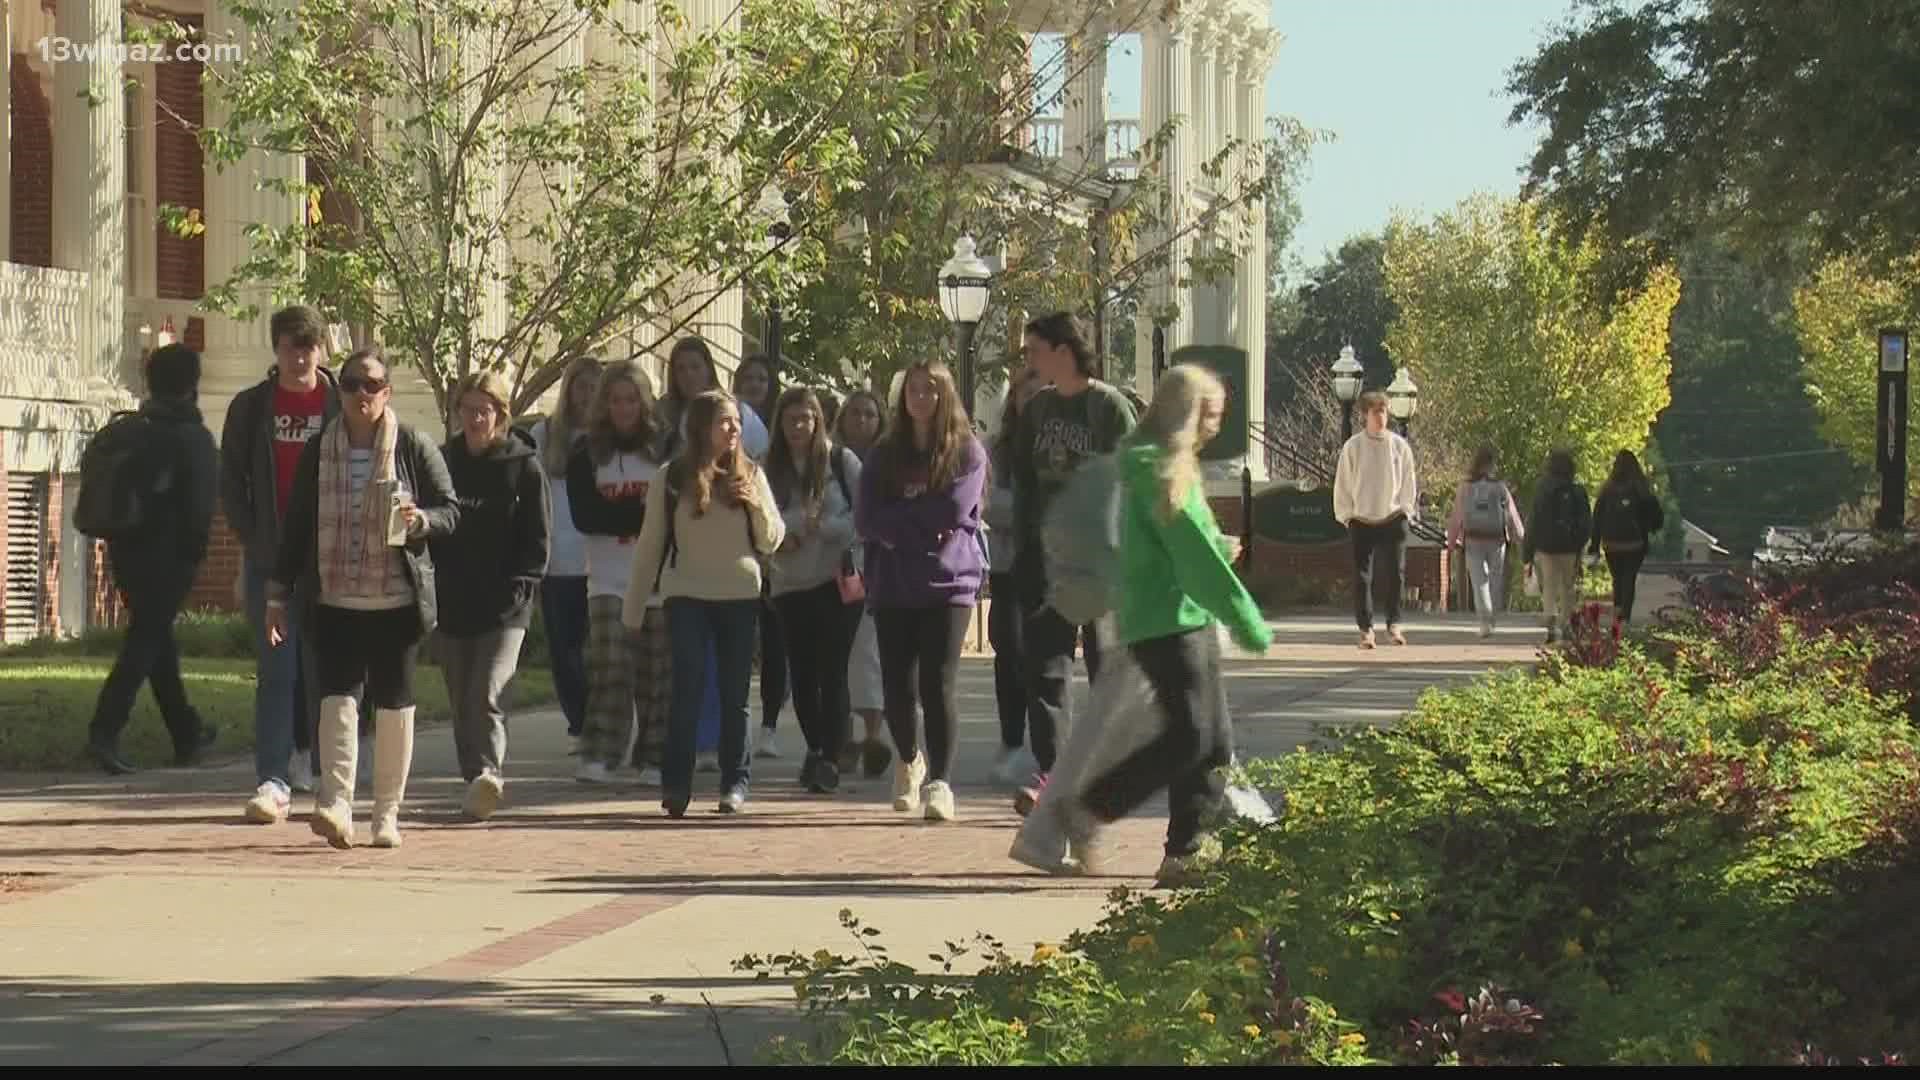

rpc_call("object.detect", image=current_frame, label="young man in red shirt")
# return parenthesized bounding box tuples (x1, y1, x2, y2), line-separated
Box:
(221, 305, 341, 823)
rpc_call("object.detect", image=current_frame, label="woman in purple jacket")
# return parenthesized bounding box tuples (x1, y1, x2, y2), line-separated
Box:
(856, 359, 988, 824)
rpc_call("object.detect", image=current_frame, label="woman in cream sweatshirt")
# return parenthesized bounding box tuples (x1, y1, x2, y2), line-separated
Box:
(623, 390, 785, 818)
(1331, 390, 1420, 649)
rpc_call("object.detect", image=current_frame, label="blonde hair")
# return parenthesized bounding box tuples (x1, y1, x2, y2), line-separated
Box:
(452, 370, 515, 442)
(586, 357, 661, 464)
(1131, 364, 1226, 522)
(543, 355, 603, 475)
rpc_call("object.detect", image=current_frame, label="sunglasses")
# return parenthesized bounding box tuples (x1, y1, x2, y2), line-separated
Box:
(340, 374, 390, 395)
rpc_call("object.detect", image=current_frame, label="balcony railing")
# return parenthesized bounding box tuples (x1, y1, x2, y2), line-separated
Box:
(1023, 116, 1143, 175)
(0, 262, 91, 403)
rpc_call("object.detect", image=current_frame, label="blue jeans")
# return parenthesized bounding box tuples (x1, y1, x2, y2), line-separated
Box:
(539, 576, 590, 735)
(663, 598, 758, 797)
(244, 556, 318, 791)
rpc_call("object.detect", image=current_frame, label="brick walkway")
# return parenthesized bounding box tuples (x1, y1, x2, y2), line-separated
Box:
(0, 615, 1538, 1064)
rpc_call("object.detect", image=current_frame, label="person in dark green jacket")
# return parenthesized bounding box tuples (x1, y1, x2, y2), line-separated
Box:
(1060, 364, 1272, 885)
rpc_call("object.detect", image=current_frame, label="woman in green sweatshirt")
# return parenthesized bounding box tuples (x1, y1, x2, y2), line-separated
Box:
(1057, 364, 1273, 885)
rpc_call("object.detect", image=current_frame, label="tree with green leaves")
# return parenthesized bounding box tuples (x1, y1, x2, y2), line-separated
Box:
(1790, 251, 1920, 512)
(1506, 0, 1920, 270)
(1382, 194, 1680, 512)
(1651, 240, 1867, 555)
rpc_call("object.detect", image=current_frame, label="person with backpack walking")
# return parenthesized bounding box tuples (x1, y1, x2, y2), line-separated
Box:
(986, 367, 1044, 788)
(765, 388, 864, 794)
(1332, 390, 1420, 649)
(1522, 449, 1591, 644)
(266, 347, 459, 850)
(733, 354, 792, 761)
(624, 390, 785, 817)
(857, 359, 989, 823)
(566, 358, 668, 784)
(1027, 364, 1272, 885)
(223, 306, 339, 817)
(1445, 446, 1527, 639)
(1011, 312, 1136, 814)
(527, 355, 601, 747)
(430, 371, 551, 821)
(833, 389, 892, 778)
(1589, 449, 1666, 625)
(82, 344, 221, 775)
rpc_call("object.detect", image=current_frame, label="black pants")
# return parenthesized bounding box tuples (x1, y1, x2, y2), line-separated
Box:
(987, 572, 1025, 750)
(1017, 556, 1103, 774)
(874, 605, 972, 783)
(1349, 516, 1409, 632)
(90, 568, 202, 750)
(1081, 628, 1231, 858)
(311, 604, 425, 709)
(1604, 547, 1648, 622)
(772, 581, 862, 761)
(760, 591, 788, 731)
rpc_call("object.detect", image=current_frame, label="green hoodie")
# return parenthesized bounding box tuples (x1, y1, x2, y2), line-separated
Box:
(1115, 443, 1272, 653)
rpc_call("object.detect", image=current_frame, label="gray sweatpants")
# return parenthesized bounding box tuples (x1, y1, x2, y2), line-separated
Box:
(439, 628, 527, 782)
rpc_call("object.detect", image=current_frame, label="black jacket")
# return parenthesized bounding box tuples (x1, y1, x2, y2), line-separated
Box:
(273, 416, 460, 636)
(565, 441, 651, 537)
(220, 366, 343, 568)
(109, 395, 219, 591)
(1589, 487, 1665, 555)
(431, 427, 551, 635)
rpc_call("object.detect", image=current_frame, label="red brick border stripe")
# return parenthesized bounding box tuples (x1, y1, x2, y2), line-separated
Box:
(159, 893, 685, 1065)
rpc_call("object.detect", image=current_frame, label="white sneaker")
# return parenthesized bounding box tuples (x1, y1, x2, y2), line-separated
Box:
(243, 781, 290, 824)
(569, 735, 583, 757)
(755, 727, 783, 759)
(575, 760, 614, 784)
(287, 755, 315, 794)
(922, 780, 956, 822)
(636, 766, 663, 787)
(464, 770, 504, 820)
(892, 755, 927, 813)
(696, 751, 720, 774)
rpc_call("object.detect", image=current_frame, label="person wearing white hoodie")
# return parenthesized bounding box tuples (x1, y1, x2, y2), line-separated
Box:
(1332, 390, 1420, 649)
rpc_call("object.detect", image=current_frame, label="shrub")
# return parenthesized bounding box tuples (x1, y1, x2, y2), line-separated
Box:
(745, 630, 1920, 1065)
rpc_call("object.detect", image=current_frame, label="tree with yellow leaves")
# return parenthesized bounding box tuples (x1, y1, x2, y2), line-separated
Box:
(1791, 251, 1920, 509)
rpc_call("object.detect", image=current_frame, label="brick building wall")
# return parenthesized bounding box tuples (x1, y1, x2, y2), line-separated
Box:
(154, 19, 206, 299)
(10, 57, 51, 267)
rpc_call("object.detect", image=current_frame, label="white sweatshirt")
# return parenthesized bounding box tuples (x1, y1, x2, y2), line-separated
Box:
(1333, 429, 1419, 526)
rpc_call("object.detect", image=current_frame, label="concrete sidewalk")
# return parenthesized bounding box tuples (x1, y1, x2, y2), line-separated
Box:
(0, 615, 1540, 1065)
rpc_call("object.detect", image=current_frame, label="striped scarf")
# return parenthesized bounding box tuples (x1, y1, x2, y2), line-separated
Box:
(315, 411, 405, 602)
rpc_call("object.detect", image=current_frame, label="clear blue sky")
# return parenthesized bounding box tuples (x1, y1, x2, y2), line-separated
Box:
(1101, 1, 1571, 275)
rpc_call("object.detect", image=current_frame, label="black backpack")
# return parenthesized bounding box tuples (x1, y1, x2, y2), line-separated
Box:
(1600, 490, 1645, 545)
(1541, 482, 1590, 553)
(72, 412, 171, 540)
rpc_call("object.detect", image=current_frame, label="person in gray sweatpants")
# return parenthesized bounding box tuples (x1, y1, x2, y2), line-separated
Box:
(431, 371, 551, 820)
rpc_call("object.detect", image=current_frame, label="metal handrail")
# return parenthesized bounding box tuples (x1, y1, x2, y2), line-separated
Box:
(1245, 420, 1447, 545)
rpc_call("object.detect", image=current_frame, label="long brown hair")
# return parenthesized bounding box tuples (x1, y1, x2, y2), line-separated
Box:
(1600, 448, 1652, 501)
(585, 357, 660, 465)
(543, 355, 602, 475)
(670, 390, 759, 517)
(877, 359, 972, 495)
(765, 387, 831, 511)
(833, 388, 887, 455)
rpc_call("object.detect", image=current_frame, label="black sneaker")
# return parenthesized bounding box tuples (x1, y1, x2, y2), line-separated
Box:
(88, 739, 137, 776)
(861, 738, 893, 779)
(173, 723, 218, 767)
(810, 758, 841, 795)
(662, 791, 691, 819)
(798, 751, 821, 790)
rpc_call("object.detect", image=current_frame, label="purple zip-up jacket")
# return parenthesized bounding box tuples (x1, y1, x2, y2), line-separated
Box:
(857, 435, 987, 608)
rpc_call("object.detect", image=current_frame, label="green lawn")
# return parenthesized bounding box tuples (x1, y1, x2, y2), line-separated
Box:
(0, 657, 556, 772)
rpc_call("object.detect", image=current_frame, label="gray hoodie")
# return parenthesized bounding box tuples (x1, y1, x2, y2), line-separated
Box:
(770, 445, 860, 597)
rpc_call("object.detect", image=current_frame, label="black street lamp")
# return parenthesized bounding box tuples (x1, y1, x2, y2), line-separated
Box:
(1877, 327, 1909, 533)
(939, 235, 993, 425)
(1387, 365, 1419, 438)
(1330, 344, 1363, 444)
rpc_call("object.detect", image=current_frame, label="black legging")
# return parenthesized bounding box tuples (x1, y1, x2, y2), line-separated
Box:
(760, 591, 788, 730)
(771, 581, 862, 760)
(874, 605, 972, 783)
(988, 573, 1024, 750)
(1604, 548, 1647, 622)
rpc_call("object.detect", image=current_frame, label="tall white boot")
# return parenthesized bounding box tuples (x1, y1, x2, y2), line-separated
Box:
(311, 695, 360, 849)
(370, 706, 416, 848)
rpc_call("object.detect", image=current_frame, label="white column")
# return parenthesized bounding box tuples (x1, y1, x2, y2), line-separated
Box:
(1, 4, 12, 261)
(202, 1, 306, 408)
(51, 0, 125, 392)
(1240, 28, 1275, 479)
(666, 0, 742, 372)
(1062, 9, 1108, 176)
(1164, 18, 1192, 354)
(1134, 21, 1168, 400)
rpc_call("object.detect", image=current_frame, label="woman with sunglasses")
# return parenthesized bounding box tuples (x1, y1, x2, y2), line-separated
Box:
(267, 347, 459, 850)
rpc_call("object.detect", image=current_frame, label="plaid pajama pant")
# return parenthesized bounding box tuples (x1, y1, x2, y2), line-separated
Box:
(581, 596, 671, 770)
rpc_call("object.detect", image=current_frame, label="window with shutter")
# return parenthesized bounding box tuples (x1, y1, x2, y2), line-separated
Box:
(4, 474, 50, 645)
